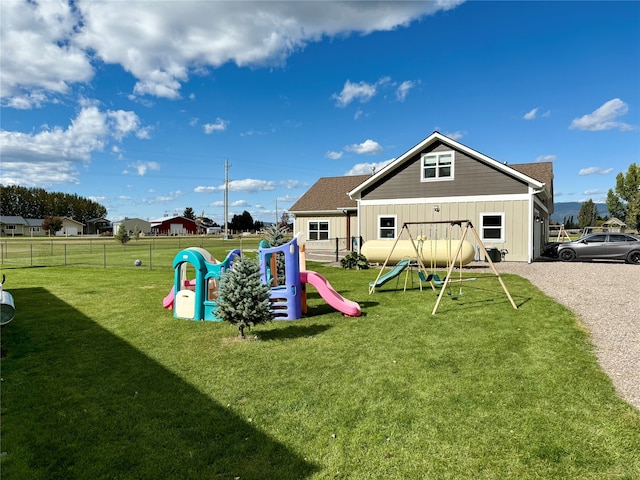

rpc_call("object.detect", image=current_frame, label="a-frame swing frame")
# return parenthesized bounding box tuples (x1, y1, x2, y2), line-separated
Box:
(368, 220, 518, 314)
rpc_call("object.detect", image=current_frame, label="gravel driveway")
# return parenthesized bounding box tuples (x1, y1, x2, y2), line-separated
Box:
(491, 260, 640, 410)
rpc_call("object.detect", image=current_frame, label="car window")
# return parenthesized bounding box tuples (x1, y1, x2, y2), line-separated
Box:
(587, 234, 607, 243)
(609, 234, 630, 242)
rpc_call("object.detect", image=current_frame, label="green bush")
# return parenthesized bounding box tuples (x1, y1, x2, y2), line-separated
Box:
(340, 252, 369, 269)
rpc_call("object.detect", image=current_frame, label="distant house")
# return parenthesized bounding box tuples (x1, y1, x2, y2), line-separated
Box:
(0, 215, 84, 236)
(150, 215, 198, 235)
(0, 216, 44, 236)
(112, 218, 152, 236)
(290, 132, 554, 262)
(602, 217, 626, 233)
(85, 218, 112, 235)
(58, 217, 84, 236)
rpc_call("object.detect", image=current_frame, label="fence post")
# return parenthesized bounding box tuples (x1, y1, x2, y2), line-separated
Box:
(335, 237, 339, 262)
(149, 244, 152, 270)
(31, 244, 33, 267)
(103, 244, 106, 268)
(64, 244, 67, 266)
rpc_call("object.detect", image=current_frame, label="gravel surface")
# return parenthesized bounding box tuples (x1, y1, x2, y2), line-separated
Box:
(488, 260, 640, 410)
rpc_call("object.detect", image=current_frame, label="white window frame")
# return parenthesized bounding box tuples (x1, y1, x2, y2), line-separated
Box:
(480, 212, 505, 242)
(378, 214, 397, 240)
(308, 220, 329, 241)
(420, 150, 455, 182)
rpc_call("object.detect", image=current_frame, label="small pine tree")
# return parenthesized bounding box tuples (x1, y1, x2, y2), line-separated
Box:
(263, 224, 289, 283)
(216, 256, 273, 338)
(114, 224, 130, 244)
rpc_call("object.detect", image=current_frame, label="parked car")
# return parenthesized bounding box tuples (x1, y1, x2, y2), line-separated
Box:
(556, 233, 640, 264)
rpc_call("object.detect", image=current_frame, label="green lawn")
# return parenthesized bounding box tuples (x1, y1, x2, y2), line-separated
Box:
(1, 251, 639, 479)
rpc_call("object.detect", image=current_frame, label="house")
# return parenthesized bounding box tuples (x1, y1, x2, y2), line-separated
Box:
(0, 215, 84, 236)
(0, 216, 44, 236)
(290, 132, 554, 262)
(85, 218, 112, 235)
(290, 175, 369, 251)
(112, 218, 152, 236)
(150, 215, 198, 235)
(58, 217, 84, 236)
(602, 217, 626, 233)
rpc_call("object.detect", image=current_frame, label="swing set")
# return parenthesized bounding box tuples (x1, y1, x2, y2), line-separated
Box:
(368, 220, 518, 315)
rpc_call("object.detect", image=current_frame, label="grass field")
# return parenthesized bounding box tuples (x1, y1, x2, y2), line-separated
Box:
(1, 240, 639, 479)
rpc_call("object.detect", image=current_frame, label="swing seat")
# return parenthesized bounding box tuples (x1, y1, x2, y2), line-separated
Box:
(418, 272, 444, 285)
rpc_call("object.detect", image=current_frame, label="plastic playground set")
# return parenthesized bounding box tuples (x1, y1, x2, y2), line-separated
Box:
(162, 220, 517, 321)
(163, 233, 361, 321)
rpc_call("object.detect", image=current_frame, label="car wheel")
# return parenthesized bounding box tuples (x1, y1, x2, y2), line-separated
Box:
(559, 249, 576, 262)
(626, 250, 640, 265)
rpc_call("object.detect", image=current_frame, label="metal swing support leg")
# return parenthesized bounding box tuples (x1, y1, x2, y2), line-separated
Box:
(431, 221, 518, 315)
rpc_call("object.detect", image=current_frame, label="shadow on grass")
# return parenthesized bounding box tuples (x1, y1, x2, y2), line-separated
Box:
(1, 287, 318, 480)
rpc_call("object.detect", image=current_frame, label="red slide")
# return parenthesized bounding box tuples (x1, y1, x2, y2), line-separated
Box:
(300, 270, 361, 317)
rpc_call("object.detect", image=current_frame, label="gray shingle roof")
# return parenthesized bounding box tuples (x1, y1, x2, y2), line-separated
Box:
(289, 175, 370, 212)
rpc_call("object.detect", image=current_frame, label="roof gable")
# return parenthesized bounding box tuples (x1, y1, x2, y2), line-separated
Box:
(290, 175, 370, 213)
(349, 131, 546, 199)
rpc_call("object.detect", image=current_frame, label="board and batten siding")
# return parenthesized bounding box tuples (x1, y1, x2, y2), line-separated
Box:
(362, 142, 529, 201)
(358, 199, 531, 261)
(293, 213, 352, 251)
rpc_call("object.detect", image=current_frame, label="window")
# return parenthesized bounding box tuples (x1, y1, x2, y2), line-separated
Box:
(378, 215, 397, 239)
(421, 151, 454, 181)
(309, 221, 329, 241)
(480, 213, 504, 242)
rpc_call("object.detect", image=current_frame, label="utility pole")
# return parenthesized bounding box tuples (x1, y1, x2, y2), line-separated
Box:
(224, 159, 230, 239)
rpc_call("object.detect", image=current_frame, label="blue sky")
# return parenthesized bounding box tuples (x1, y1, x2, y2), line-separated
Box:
(1, 0, 639, 224)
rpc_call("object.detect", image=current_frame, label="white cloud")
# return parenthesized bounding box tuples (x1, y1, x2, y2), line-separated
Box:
(228, 179, 276, 192)
(345, 139, 383, 155)
(570, 98, 634, 131)
(578, 167, 613, 175)
(345, 159, 394, 176)
(523, 108, 538, 120)
(535, 155, 556, 162)
(279, 180, 307, 189)
(396, 80, 414, 101)
(199, 179, 276, 193)
(326, 150, 343, 160)
(0, 105, 146, 186)
(204, 118, 228, 134)
(124, 161, 160, 176)
(2, 1, 461, 104)
(333, 76, 413, 107)
(231, 200, 249, 207)
(333, 80, 378, 107)
(0, 0, 94, 108)
(142, 190, 183, 204)
(443, 130, 465, 141)
(276, 195, 298, 202)
(194, 186, 218, 193)
(584, 189, 603, 195)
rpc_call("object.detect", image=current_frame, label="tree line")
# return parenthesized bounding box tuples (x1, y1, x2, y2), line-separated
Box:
(559, 163, 639, 231)
(0, 185, 107, 225)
